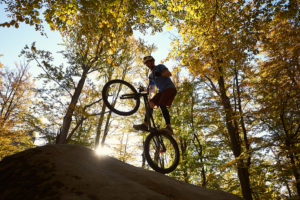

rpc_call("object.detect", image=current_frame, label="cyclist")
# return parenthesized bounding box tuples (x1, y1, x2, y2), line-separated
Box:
(133, 56, 177, 134)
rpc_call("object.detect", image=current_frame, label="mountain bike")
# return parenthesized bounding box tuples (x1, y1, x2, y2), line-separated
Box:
(102, 79, 180, 174)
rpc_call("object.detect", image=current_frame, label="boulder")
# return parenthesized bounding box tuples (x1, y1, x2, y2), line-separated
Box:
(0, 144, 242, 200)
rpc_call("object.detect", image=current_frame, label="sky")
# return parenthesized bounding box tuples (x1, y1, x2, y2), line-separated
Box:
(0, 5, 64, 74)
(0, 4, 177, 77)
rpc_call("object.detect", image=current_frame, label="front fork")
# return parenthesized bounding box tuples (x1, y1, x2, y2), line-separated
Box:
(143, 96, 166, 166)
(143, 95, 157, 131)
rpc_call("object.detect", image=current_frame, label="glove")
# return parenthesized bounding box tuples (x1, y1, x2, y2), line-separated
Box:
(149, 85, 155, 93)
(154, 71, 161, 77)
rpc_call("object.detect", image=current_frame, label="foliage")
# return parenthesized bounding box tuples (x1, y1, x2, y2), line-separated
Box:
(2, 0, 165, 144)
(159, 1, 261, 199)
(151, 0, 299, 199)
(254, 8, 300, 198)
(0, 0, 164, 46)
(0, 60, 35, 160)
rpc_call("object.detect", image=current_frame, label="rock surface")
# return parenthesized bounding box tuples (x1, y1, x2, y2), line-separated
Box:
(0, 144, 242, 200)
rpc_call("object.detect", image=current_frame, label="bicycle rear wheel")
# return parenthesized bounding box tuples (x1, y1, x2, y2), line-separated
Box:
(144, 131, 180, 174)
(102, 79, 140, 116)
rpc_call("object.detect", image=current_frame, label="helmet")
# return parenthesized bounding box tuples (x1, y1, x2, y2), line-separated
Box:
(143, 56, 154, 64)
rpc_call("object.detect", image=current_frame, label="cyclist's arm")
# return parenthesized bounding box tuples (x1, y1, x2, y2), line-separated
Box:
(149, 79, 156, 93)
(161, 69, 172, 77)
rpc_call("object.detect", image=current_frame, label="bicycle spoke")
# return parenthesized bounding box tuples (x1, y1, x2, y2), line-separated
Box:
(148, 135, 177, 170)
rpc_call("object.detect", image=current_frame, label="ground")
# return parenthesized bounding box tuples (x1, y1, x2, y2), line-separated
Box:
(0, 144, 242, 200)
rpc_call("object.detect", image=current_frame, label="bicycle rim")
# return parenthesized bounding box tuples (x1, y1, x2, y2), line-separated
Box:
(102, 80, 140, 116)
(144, 131, 179, 174)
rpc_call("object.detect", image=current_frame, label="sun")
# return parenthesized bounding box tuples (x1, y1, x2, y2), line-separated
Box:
(95, 145, 114, 156)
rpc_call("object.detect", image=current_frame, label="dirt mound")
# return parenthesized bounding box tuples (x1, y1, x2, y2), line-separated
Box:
(0, 144, 242, 200)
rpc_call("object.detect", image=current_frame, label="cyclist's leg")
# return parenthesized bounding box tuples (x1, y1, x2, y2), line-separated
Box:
(144, 93, 161, 123)
(133, 102, 154, 131)
(160, 105, 170, 125)
(157, 88, 177, 133)
(159, 105, 174, 134)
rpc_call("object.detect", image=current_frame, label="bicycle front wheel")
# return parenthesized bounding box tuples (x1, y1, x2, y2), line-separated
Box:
(102, 79, 140, 116)
(144, 131, 180, 174)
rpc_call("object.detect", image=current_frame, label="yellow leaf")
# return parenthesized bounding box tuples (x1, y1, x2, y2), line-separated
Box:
(166, 24, 173, 31)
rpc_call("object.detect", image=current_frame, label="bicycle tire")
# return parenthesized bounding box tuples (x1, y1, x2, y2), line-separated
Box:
(144, 130, 180, 174)
(102, 79, 140, 116)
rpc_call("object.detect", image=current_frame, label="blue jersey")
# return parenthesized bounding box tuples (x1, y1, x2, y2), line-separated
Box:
(149, 64, 176, 93)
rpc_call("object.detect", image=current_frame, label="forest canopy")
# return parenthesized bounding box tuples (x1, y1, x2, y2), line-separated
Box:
(0, 0, 299, 199)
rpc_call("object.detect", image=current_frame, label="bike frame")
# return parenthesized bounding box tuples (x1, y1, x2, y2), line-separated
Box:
(120, 86, 158, 132)
(138, 88, 158, 132)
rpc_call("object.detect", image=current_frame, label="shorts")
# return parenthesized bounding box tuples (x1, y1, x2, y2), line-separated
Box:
(150, 88, 177, 108)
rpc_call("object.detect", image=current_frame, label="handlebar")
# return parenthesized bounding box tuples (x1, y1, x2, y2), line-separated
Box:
(138, 85, 151, 94)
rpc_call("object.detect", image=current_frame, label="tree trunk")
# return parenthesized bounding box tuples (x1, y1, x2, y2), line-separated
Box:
(95, 103, 107, 148)
(142, 139, 146, 168)
(122, 133, 129, 162)
(217, 67, 253, 200)
(287, 144, 300, 197)
(191, 89, 207, 187)
(282, 113, 300, 197)
(95, 65, 114, 148)
(56, 67, 89, 144)
(101, 110, 112, 145)
(66, 116, 87, 143)
(179, 137, 189, 183)
(98, 65, 128, 146)
(234, 68, 251, 167)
